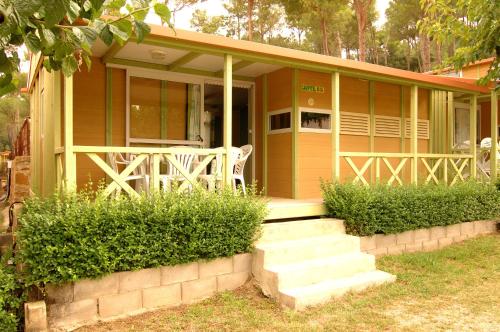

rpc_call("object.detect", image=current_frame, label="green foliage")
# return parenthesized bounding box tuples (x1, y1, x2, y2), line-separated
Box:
(16, 189, 267, 286)
(0, 0, 172, 95)
(419, 0, 500, 85)
(0, 255, 25, 332)
(322, 181, 500, 236)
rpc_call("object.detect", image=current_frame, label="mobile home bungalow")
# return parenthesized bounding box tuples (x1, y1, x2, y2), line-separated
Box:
(27, 24, 499, 200)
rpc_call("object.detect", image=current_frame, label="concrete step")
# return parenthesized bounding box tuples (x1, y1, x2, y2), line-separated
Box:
(266, 200, 327, 220)
(261, 253, 376, 297)
(257, 218, 345, 244)
(255, 234, 360, 267)
(279, 270, 396, 310)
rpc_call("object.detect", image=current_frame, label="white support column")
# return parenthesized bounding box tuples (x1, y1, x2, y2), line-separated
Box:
(491, 91, 498, 182)
(410, 85, 418, 184)
(63, 74, 76, 189)
(470, 94, 477, 179)
(223, 54, 233, 185)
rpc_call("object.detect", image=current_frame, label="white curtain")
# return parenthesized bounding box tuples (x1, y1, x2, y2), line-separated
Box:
(187, 84, 201, 141)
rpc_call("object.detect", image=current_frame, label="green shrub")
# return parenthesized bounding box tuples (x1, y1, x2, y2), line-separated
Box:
(0, 256, 25, 332)
(16, 189, 267, 286)
(321, 181, 500, 236)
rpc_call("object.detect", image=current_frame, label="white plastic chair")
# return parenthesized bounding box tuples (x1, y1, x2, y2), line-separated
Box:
(107, 152, 149, 196)
(477, 137, 500, 178)
(160, 147, 196, 192)
(232, 145, 252, 195)
(198, 147, 241, 191)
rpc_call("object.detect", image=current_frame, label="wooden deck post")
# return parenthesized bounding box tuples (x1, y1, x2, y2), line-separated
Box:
(263, 74, 268, 194)
(447, 91, 454, 153)
(63, 74, 76, 189)
(410, 85, 418, 184)
(223, 54, 233, 185)
(292, 69, 298, 198)
(470, 94, 477, 179)
(331, 72, 340, 181)
(491, 90, 498, 182)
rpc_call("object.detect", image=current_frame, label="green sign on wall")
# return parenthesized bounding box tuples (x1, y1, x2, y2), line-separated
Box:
(301, 85, 325, 93)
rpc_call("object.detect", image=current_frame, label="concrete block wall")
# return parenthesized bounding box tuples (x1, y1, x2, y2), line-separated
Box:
(360, 220, 499, 256)
(40, 253, 252, 331)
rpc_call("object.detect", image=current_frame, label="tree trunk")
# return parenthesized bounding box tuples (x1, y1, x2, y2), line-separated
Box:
(419, 33, 431, 72)
(320, 17, 330, 56)
(334, 31, 342, 58)
(353, 0, 373, 62)
(247, 0, 254, 41)
(435, 40, 442, 66)
(406, 42, 411, 70)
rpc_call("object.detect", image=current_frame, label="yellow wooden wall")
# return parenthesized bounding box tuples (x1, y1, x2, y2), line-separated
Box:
(296, 70, 332, 198)
(73, 60, 127, 189)
(266, 68, 292, 198)
(339, 76, 370, 182)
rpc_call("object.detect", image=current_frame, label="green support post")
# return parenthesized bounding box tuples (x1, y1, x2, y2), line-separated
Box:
(332, 72, 340, 181)
(410, 85, 418, 184)
(263, 74, 268, 195)
(490, 91, 498, 182)
(470, 94, 477, 179)
(223, 54, 233, 185)
(292, 69, 298, 198)
(63, 74, 76, 189)
(447, 91, 454, 153)
(369, 81, 375, 182)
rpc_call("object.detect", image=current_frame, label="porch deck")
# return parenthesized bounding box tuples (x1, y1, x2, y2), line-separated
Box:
(266, 197, 327, 221)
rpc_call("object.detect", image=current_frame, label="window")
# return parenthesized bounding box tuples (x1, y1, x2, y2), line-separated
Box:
(268, 108, 291, 134)
(128, 76, 202, 145)
(454, 104, 481, 147)
(299, 108, 331, 133)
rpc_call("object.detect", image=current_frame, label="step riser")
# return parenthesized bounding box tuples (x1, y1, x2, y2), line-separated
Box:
(257, 219, 345, 244)
(259, 237, 360, 266)
(280, 273, 396, 310)
(273, 255, 376, 292)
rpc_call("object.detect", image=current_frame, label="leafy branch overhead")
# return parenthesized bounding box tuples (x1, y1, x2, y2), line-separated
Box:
(0, 0, 172, 95)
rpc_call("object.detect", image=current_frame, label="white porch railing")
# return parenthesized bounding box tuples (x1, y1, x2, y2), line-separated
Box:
(57, 146, 227, 198)
(338, 152, 474, 186)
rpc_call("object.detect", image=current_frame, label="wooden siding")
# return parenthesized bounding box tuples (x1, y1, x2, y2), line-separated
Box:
(297, 133, 331, 198)
(73, 58, 106, 188)
(267, 133, 292, 197)
(298, 70, 331, 109)
(267, 68, 292, 197)
(268, 68, 292, 111)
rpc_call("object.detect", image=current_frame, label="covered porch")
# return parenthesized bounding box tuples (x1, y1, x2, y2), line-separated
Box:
(28, 26, 498, 200)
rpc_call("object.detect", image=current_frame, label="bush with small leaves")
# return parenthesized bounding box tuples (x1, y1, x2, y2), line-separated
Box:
(16, 188, 267, 286)
(321, 181, 500, 236)
(0, 255, 25, 332)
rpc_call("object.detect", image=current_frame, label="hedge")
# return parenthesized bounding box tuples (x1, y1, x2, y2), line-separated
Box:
(321, 181, 500, 237)
(17, 189, 267, 286)
(0, 256, 24, 332)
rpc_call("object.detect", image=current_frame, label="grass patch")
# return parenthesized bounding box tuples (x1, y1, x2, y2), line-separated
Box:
(77, 235, 500, 332)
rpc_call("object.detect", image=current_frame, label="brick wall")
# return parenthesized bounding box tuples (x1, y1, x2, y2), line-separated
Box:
(360, 220, 499, 256)
(9, 156, 31, 204)
(33, 253, 252, 331)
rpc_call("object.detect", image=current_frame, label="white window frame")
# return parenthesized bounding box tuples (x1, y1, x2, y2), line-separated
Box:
(298, 107, 332, 133)
(268, 108, 292, 134)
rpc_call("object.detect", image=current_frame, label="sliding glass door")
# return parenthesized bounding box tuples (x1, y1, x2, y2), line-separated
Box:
(128, 75, 203, 146)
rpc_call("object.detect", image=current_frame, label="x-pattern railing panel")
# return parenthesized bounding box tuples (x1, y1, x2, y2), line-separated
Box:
(340, 152, 473, 187)
(75, 146, 226, 198)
